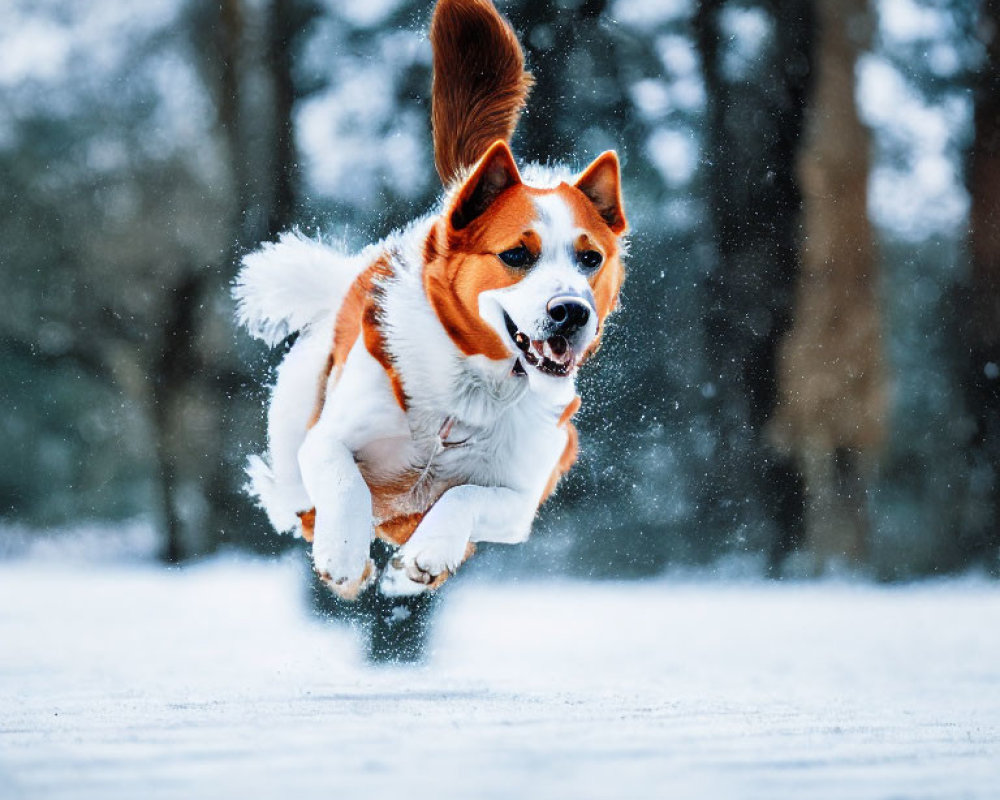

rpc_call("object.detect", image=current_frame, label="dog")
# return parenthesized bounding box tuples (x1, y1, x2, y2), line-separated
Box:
(234, 0, 627, 599)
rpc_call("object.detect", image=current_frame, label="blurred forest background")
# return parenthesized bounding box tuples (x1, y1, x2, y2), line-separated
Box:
(2, 0, 998, 581)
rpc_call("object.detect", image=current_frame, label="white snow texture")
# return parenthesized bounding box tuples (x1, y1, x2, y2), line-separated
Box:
(0, 555, 997, 800)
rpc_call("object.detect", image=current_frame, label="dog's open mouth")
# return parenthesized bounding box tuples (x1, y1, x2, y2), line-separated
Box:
(503, 311, 576, 378)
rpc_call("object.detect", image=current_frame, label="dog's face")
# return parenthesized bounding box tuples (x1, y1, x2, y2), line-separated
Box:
(423, 141, 626, 394)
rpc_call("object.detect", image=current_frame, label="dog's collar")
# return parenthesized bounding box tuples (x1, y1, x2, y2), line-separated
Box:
(411, 416, 473, 495)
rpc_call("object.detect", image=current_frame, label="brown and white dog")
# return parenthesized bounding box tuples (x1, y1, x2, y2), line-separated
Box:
(234, 0, 627, 599)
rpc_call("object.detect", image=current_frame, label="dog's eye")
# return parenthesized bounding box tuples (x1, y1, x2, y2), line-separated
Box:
(498, 245, 533, 269)
(577, 250, 604, 272)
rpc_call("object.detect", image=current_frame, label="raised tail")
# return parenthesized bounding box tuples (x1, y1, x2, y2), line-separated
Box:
(431, 0, 533, 185)
(233, 230, 364, 346)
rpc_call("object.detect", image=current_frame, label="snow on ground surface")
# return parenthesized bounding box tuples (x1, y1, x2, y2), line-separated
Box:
(0, 555, 998, 800)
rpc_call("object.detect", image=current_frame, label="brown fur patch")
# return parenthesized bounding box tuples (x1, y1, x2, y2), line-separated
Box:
(376, 512, 426, 546)
(539, 395, 582, 503)
(362, 300, 408, 411)
(424, 196, 527, 359)
(541, 422, 579, 504)
(307, 254, 403, 431)
(297, 508, 315, 542)
(558, 395, 582, 428)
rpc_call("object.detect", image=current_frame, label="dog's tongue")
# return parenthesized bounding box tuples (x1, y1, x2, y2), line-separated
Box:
(530, 337, 574, 369)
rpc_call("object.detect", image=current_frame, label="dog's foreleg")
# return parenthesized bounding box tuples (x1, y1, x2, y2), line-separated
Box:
(298, 428, 375, 601)
(380, 485, 536, 596)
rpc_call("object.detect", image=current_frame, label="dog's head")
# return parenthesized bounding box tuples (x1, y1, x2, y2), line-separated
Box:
(423, 140, 626, 394)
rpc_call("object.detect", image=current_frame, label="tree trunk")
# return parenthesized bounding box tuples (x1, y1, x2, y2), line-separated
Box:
(694, 0, 813, 566)
(153, 409, 184, 565)
(771, 0, 886, 573)
(147, 0, 309, 562)
(151, 273, 214, 563)
(266, 0, 306, 237)
(964, 0, 1000, 567)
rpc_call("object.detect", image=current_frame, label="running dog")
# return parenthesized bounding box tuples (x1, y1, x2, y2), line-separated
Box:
(234, 0, 627, 599)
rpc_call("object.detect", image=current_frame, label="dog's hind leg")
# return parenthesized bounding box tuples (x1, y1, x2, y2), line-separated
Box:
(245, 321, 332, 533)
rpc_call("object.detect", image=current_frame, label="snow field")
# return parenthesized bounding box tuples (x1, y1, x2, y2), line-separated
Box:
(0, 557, 997, 799)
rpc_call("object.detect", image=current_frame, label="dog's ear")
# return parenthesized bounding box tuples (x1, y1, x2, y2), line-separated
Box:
(449, 140, 523, 231)
(574, 151, 628, 235)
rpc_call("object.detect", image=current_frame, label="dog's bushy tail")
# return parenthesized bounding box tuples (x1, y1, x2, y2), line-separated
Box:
(431, 0, 533, 185)
(233, 231, 363, 347)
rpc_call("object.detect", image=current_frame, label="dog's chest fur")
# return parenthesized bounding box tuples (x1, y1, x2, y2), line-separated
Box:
(354, 359, 566, 543)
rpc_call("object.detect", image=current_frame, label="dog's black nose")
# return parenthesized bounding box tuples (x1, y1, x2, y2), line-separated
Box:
(547, 296, 591, 334)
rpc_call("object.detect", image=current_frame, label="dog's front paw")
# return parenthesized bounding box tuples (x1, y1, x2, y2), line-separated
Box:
(315, 558, 375, 601)
(379, 540, 475, 596)
(313, 539, 375, 601)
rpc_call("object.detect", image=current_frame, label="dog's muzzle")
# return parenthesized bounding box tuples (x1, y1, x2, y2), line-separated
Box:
(504, 292, 596, 378)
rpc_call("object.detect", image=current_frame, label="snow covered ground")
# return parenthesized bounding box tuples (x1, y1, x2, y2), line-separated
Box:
(0, 555, 997, 800)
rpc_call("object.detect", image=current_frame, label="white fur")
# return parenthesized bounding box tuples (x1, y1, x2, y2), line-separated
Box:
(233, 230, 368, 346)
(236, 165, 604, 596)
(248, 316, 334, 532)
